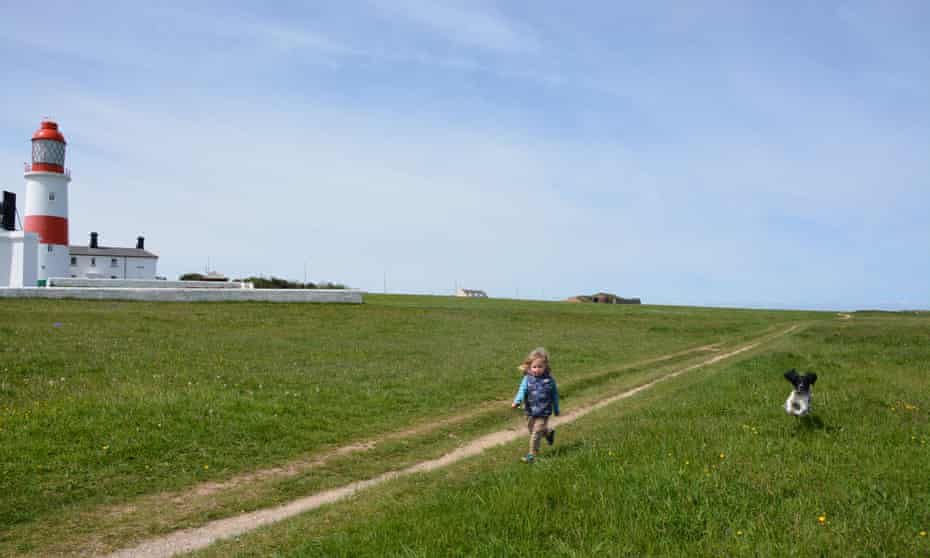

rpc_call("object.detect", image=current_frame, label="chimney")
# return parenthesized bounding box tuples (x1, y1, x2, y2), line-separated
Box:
(136, 236, 145, 250)
(90, 232, 98, 249)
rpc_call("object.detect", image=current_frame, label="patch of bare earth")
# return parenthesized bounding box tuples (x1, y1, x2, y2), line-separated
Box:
(111, 405, 493, 515)
(103, 326, 797, 558)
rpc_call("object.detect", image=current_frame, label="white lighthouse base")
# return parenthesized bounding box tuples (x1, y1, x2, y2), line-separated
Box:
(0, 230, 39, 287)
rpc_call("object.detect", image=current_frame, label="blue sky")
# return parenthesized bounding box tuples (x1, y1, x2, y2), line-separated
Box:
(1, 1, 927, 310)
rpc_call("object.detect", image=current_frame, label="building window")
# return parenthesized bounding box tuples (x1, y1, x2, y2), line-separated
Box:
(111, 258, 119, 268)
(70, 257, 77, 266)
(49, 192, 56, 201)
(48, 245, 53, 252)
(91, 257, 96, 267)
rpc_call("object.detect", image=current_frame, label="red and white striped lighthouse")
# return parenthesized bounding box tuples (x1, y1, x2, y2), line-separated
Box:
(24, 119, 72, 281)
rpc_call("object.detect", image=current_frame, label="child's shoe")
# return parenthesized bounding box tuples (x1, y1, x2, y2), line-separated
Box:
(545, 429, 555, 446)
(521, 453, 535, 464)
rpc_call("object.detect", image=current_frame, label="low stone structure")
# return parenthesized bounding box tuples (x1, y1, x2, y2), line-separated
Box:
(567, 292, 641, 304)
(48, 277, 250, 289)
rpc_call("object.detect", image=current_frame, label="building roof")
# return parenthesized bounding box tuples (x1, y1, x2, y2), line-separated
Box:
(69, 245, 158, 258)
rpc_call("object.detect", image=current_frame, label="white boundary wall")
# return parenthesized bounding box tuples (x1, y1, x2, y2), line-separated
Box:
(0, 288, 363, 303)
(48, 277, 252, 289)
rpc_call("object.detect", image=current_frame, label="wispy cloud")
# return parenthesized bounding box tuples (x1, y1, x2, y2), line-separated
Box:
(212, 19, 355, 57)
(369, 0, 541, 54)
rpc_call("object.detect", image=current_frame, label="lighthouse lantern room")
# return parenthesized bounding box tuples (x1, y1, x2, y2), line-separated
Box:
(24, 120, 71, 281)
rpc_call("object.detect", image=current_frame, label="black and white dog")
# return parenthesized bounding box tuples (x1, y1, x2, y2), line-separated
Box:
(784, 369, 817, 416)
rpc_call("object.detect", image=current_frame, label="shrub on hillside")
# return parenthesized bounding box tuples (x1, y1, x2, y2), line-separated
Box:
(179, 272, 229, 282)
(235, 276, 347, 290)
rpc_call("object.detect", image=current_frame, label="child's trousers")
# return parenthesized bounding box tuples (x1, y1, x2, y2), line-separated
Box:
(526, 416, 550, 455)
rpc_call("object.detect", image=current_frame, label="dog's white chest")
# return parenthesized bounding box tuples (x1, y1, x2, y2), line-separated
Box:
(785, 391, 812, 416)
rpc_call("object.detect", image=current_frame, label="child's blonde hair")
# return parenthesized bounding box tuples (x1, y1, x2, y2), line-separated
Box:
(518, 346, 550, 373)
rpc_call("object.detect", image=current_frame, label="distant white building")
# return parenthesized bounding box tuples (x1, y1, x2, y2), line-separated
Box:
(69, 232, 158, 280)
(456, 288, 487, 298)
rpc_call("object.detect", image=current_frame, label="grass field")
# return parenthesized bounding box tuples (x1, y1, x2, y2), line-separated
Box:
(1, 296, 926, 556)
(191, 312, 929, 557)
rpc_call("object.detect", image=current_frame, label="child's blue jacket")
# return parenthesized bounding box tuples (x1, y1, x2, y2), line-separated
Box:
(513, 372, 560, 417)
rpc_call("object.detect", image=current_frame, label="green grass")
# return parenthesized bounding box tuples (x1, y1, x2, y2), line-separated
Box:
(191, 314, 930, 557)
(0, 295, 829, 555)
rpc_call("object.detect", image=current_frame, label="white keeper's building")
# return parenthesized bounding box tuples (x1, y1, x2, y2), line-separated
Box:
(68, 232, 158, 280)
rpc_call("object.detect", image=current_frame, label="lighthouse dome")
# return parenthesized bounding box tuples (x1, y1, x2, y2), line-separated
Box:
(31, 120, 67, 173)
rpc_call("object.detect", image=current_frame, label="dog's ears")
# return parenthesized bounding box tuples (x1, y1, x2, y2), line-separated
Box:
(806, 372, 817, 384)
(784, 369, 799, 384)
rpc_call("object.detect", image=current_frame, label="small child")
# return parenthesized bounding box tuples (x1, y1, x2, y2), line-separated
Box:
(511, 347, 560, 463)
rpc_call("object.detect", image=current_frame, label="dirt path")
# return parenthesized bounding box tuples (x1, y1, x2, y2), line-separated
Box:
(108, 341, 721, 517)
(105, 327, 796, 558)
(110, 402, 500, 514)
